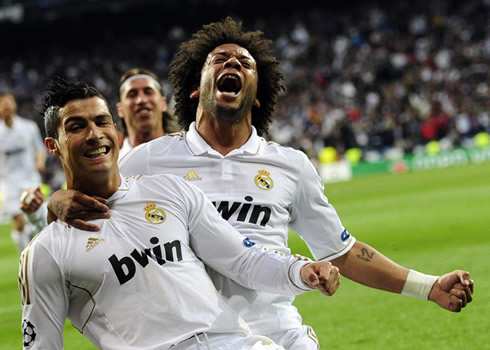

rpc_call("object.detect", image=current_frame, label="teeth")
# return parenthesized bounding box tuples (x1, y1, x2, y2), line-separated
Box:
(223, 74, 238, 80)
(86, 147, 107, 157)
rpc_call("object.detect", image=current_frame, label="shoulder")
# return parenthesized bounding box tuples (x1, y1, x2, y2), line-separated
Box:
(127, 173, 196, 193)
(119, 133, 186, 164)
(139, 132, 186, 152)
(259, 138, 311, 165)
(16, 116, 39, 129)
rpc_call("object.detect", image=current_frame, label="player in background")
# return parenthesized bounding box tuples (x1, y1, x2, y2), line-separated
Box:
(48, 18, 474, 349)
(116, 67, 179, 159)
(0, 92, 47, 252)
(19, 77, 341, 350)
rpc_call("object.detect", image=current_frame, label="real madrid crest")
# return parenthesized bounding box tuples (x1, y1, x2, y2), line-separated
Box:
(144, 203, 166, 224)
(254, 169, 274, 190)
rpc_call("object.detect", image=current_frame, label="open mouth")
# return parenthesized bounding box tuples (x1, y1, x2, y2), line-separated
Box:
(85, 146, 110, 158)
(136, 107, 152, 115)
(217, 74, 242, 95)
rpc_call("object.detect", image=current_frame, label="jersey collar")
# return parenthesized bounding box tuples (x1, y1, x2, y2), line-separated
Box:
(108, 174, 130, 207)
(186, 121, 261, 157)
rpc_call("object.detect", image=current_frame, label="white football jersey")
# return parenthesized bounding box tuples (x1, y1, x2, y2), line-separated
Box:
(19, 174, 311, 350)
(119, 122, 356, 335)
(118, 137, 133, 161)
(0, 116, 45, 214)
(0, 116, 44, 186)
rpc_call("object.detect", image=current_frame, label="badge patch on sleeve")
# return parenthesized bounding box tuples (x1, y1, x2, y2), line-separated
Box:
(341, 229, 351, 242)
(243, 237, 256, 247)
(22, 319, 37, 347)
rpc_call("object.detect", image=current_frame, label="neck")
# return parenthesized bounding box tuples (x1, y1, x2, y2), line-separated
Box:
(127, 127, 165, 147)
(3, 115, 14, 128)
(67, 171, 121, 199)
(195, 109, 252, 156)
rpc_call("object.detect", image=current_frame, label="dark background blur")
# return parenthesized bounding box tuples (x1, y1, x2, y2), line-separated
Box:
(1, 0, 489, 168)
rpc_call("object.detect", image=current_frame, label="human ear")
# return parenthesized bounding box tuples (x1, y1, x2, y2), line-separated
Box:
(45, 137, 60, 157)
(189, 87, 200, 99)
(116, 102, 125, 119)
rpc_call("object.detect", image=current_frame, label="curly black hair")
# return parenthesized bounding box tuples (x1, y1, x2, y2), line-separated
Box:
(169, 17, 285, 136)
(42, 76, 112, 139)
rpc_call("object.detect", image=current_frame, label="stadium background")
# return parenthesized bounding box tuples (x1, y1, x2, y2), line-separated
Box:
(0, 0, 489, 349)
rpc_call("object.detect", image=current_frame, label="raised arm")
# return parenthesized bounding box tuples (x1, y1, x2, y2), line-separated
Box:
(331, 240, 473, 312)
(47, 189, 111, 231)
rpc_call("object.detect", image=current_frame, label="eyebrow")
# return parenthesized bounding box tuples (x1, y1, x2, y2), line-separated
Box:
(63, 114, 112, 125)
(213, 51, 254, 61)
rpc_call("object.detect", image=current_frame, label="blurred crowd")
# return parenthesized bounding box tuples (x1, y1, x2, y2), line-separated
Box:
(1, 0, 489, 173)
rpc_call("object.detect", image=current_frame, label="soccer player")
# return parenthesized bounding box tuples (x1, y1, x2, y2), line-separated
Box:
(19, 77, 341, 350)
(49, 18, 474, 349)
(116, 68, 179, 159)
(0, 92, 47, 252)
(17, 68, 177, 230)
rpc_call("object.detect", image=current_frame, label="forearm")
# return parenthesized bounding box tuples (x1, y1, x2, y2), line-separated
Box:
(331, 240, 409, 294)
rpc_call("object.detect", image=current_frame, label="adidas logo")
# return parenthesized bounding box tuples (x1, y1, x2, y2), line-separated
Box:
(184, 170, 202, 182)
(86, 237, 104, 252)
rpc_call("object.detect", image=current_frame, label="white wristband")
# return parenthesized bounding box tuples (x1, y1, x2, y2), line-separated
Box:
(401, 269, 439, 300)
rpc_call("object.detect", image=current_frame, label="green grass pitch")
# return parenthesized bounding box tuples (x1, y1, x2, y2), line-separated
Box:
(1, 162, 489, 349)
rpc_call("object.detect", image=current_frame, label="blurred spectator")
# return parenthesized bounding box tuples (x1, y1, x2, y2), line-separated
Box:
(0, 0, 488, 169)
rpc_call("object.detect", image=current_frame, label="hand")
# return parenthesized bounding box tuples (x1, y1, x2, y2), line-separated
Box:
(19, 187, 45, 214)
(429, 270, 474, 312)
(301, 261, 341, 296)
(47, 189, 111, 231)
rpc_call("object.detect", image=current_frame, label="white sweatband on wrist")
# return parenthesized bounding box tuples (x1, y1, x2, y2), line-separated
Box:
(401, 269, 439, 300)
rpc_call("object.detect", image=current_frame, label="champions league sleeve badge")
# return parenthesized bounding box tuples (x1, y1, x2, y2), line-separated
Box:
(254, 169, 274, 190)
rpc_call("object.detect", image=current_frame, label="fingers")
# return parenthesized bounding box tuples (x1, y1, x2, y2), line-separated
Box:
(433, 270, 474, 312)
(19, 187, 45, 214)
(302, 262, 341, 296)
(72, 193, 109, 211)
(69, 219, 103, 232)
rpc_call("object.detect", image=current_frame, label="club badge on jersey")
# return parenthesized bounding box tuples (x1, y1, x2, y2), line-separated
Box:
(144, 203, 166, 224)
(254, 169, 274, 190)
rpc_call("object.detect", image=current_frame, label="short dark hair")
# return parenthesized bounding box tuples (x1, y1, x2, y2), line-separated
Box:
(169, 17, 285, 136)
(42, 77, 112, 139)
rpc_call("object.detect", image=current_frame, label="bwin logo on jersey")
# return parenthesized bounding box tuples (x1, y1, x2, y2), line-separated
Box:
(109, 237, 183, 285)
(212, 196, 271, 227)
(144, 203, 166, 224)
(254, 169, 274, 190)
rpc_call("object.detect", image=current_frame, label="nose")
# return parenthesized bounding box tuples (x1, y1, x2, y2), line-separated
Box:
(224, 56, 241, 70)
(135, 90, 148, 104)
(86, 123, 103, 142)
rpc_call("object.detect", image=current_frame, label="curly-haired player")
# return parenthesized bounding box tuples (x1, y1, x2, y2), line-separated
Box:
(50, 17, 474, 349)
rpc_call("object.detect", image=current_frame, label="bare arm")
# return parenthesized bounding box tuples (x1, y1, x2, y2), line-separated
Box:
(47, 189, 111, 231)
(331, 240, 408, 293)
(331, 240, 474, 312)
